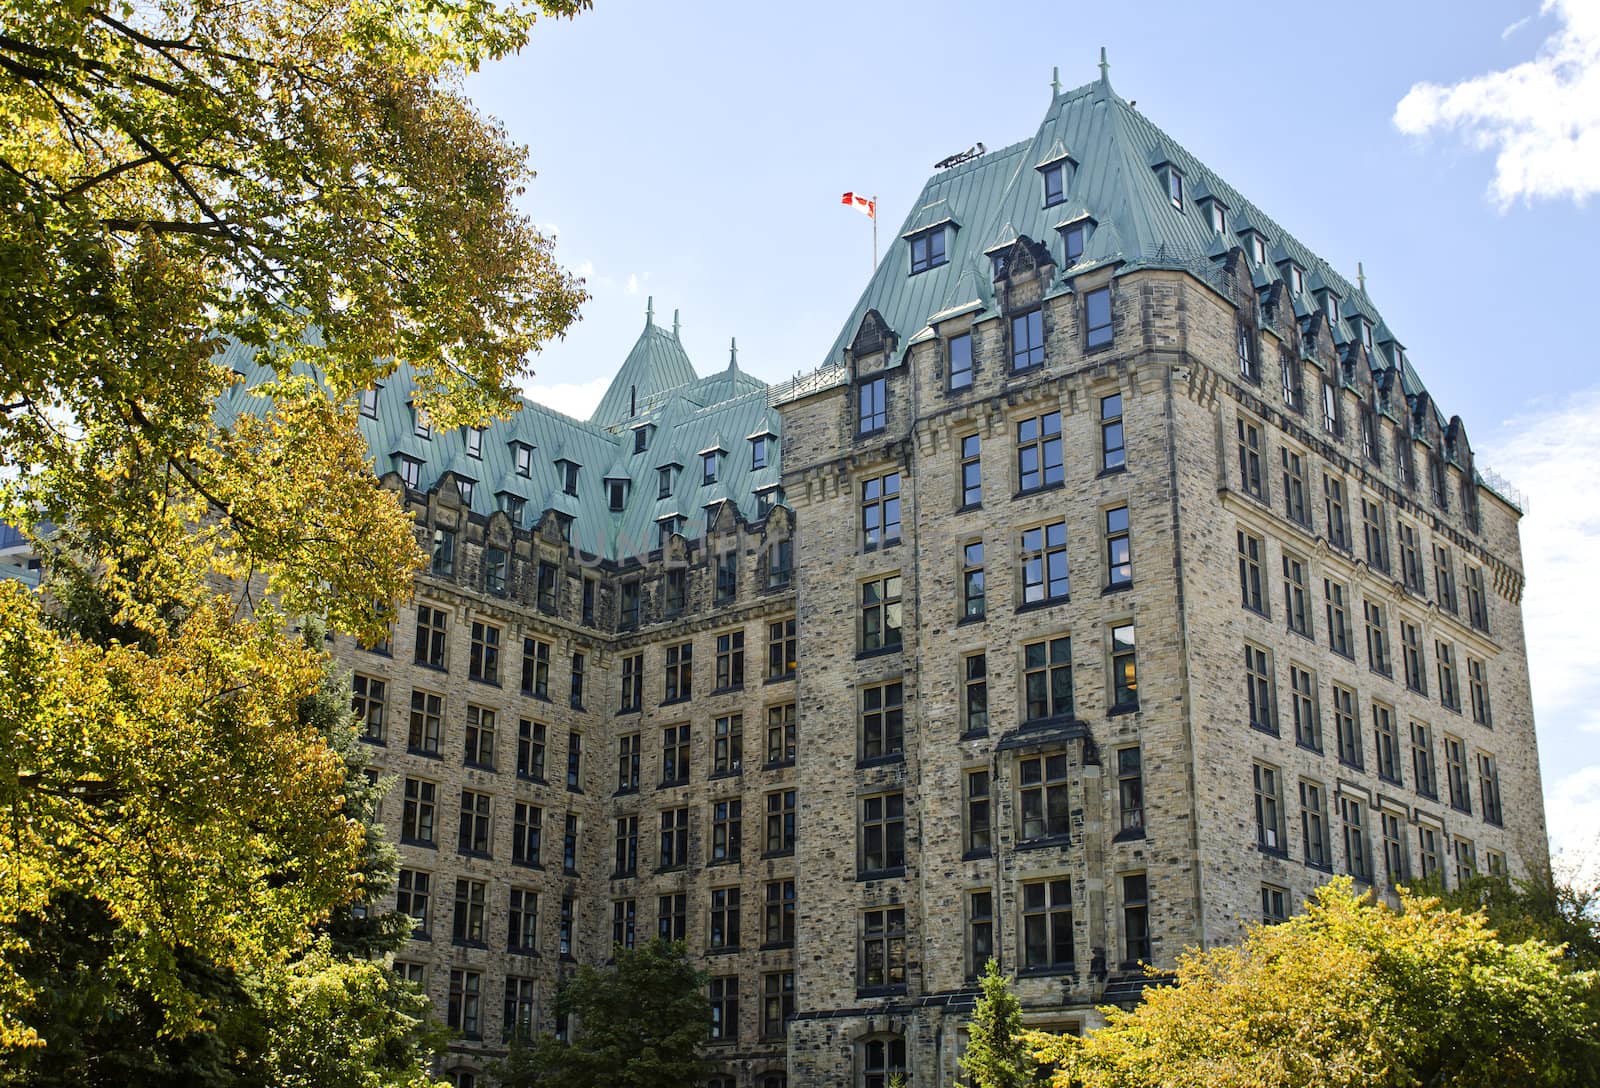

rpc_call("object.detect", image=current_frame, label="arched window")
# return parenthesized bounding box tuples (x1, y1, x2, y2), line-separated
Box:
(864, 1034, 908, 1087)
(758, 1074, 787, 1088)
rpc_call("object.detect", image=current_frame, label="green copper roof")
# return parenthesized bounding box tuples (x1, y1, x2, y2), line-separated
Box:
(817, 63, 1447, 426)
(214, 306, 785, 563)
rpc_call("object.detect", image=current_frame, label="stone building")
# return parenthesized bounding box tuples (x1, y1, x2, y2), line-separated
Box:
(189, 63, 1543, 1088)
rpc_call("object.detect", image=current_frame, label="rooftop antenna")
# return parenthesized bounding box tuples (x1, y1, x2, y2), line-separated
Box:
(1051, 65, 1061, 96)
(1357, 262, 1367, 293)
(646, 295, 654, 326)
(1099, 46, 1110, 83)
(934, 143, 987, 170)
(729, 337, 738, 369)
(673, 308, 681, 338)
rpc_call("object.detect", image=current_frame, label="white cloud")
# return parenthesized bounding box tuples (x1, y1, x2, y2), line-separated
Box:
(1545, 765, 1600, 883)
(625, 274, 640, 295)
(522, 374, 609, 419)
(1394, 0, 1600, 207)
(1502, 14, 1533, 39)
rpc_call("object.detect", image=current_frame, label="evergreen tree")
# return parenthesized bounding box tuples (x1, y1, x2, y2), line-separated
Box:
(961, 960, 1033, 1088)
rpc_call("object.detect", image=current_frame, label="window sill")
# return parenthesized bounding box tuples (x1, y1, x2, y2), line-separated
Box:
(1249, 722, 1279, 738)
(1013, 481, 1066, 501)
(616, 706, 642, 717)
(958, 501, 982, 515)
(707, 945, 740, 956)
(657, 779, 690, 791)
(855, 644, 903, 661)
(765, 673, 796, 685)
(862, 538, 903, 554)
(660, 697, 691, 708)
(1086, 337, 1115, 355)
(1015, 596, 1069, 616)
(1107, 702, 1139, 718)
(1015, 834, 1072, 853)
(467, 676, 502, 688)
(709, 769, 743, 781)
(760, 940, 795, 952)
(707, 856, 741, 868)
(522, 692, 552, 704)
(957, 612, 986, 626)
(763, 758, 796, 771)
(962, 849, 992, 862)
(857, 866, 906, 881)
(1256, 844, 1289, 859)
(1102, 582, 1132, 596)
(406, 748, 442, 760)
(451, 939, 489, 951)
(464, 760, 495, 773)
(458, 849, 493, 861)
(517, 774, 548, 787)
(1112, 827, 1146, 843)
(856, 754, 905, 770)
(1017, 964, 1076, 979)
(512, 860, 544, 871)
(413, 660, 448, 674)
(1096, 464, 1127, 479)
(566, 784, 583, 795)
(1294, 740, 1322, 755)
(857, 426, 887, 440)
(856, 985, 908, 999)
(959, 729, 989, 742)
(359, 736, 387, 747)
(610, 871, 636, 881)
(1304, 860, 1335, 874)
(654, 864, 687, 875)
(762, 849, 795, 860)
(399, 837, 437, 850)
(709, 685, 745, 697)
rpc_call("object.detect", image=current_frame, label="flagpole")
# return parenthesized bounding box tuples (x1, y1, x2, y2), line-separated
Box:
(872, 195, 878, 271)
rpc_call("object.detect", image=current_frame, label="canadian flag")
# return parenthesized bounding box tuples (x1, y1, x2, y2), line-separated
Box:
(841, 192, 876, 218)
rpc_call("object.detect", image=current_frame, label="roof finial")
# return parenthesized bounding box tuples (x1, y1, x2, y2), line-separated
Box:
(646, 295, 654, 326)
(672, 308, 681, 339)
(1051, 65, 1061, 96)
(728, 337, 738, 370)
(1357, 262, 1367, 293)
(1098, 46, 1110, 84)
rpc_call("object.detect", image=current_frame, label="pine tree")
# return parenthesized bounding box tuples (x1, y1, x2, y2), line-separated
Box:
(962, 960, 1032, 1088)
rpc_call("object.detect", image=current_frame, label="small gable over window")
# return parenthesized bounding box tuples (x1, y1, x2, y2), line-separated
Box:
(1148, 150, 1184, 210)
(510, 441, 533, 477)
(1035, 141, 1076, 209)
(1059, 214, 1096, 266)
(632, 423, 654, 454)
(555, 458, 579, 497)
(908, 225, 948, 274)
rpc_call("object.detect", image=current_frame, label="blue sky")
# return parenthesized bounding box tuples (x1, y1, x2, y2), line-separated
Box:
(467, 0, 1599, 869)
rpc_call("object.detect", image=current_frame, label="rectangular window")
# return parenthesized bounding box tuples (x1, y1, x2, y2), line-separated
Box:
(1333, 684, 1362, 768)
(949, 332, 975, 391)
(758, 618, 795, 682)
(658, 894, 687, 943)
(1373, 703, 1402, 785)
(503, 976, 535, 1043)
(961, 540, 986, 620)
(1465, 566, 1490, 632)
(861, 907, 908, 989)
(766, 703, 796, 765)
(482, 547, 507, 595)
(1018, 752, 1070, 841)
(1117, 747, 1144, 835)
(965, 769, 992, 856)
(1281, 355, 1302, 411)
(537, 561, 558, 613)
(859, 377, 886, 434)
(1444, 735, 1472, 814)
(860, 574, 903, 651)
(860, 792, 906, 875)
(1011, 308, 1045, 370)
(467, 622, 500, 685)
(1468, 657, 1492, 726)
(1430, 454, 1450, 510)
(1324, 476, 1349, 551)
(1236, 418, 1266, 499)
(1016, 411, 1063, 491)
(1362, 499, 1390, 572)
(1281, 448, 1309, 527)
(447, 969, 481, 1039)
(396, 455, 421, 489)
(967, 891, 994, 978)
(1478, 753, 1503, 826)
(712, 715, 745, 778)
(765, 790, 796, 855)
(664, 641, 692, 702)
(431, 528, 455, 576)
(1437, 641, 1461, 712)
(710, 887, 741, 949)
(613, 815, 637, 877)
(562, 812, 579, 873)
(616, 732, 640, 792)
(1238, 530, 1267, 614)
(910, 228, 946, 273)
(352, 674, 386, 744)
(1398, 521, 1425, 596)
(764, 880, 796, 945)
(661, 723, 690, 786)
(710, 800, 743, 863)
(1289, 665, 1320, 750)
(1361, 406, 1380, 464)
(762, 972, 795, 1040)
(1245, 643, 1275, 733)
(664, 567, 686, 613)
(458, 790, 492, 856)
(618, 580, 641, 629)
(1253, 762, 1285, 852)
(765, 538, 793, 588)
(521, 637, 550, 699)
(963, 653, 989, 735)
(1110, 623, 1138, 711)
(396, 868, 431, 935)
(1105, 506, 1132, 588)
(1411, 721, 1438, 799)
(407, 690, 443, 755)
(1023, 636, 1073, 722)
(1342, 797, 1372, 882)
(402, 778, 436, 845)
(1300, 779, 1332, 869)
(616, 653, 643, 714)
(715, 630, 745, 691)
(1122, 873, 1151, 965)
(360, 386, 381, 419)
(1042, 162, 1066, 206)
(1321, 378, 1340, 436)
(1022, 879, 1074, 969)
(1237, 320, 1258, 381)
(566, 729, 582, 788)
(514, 721, 546, 783)
(1454, 836, 1477, 887)
(1433, 545, 1459, 613)
(860, 680, 905, 763)
(1101, 393, 1126, 470)
(1382, 811, 1409, 885)
(1063, 221, 1087, 264)
(960, 433, 982, 506)
(414, 605, 447, 668)
(1325, 579, 1353, 658)
(715, 550, 737, 602)
(452, 878, 486, 946)
(1364, 600, 1391, 676)
(1020, 521, 1070, 604)
(1261, 883, 1290, 924)
(659, 807, 689, 869)
(1283, 552, 1311, 636)
(1418, 826, 1442, 883)
(1401, 619, 1428, 695)
(1085, 286, 1113, 348)
(464, 705, 496, 769)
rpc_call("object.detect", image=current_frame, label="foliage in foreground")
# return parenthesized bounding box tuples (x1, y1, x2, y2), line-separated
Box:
(962, 959, 1032, 1088)
(494, 941, 711, 1088)
(1025, 878, 1600, 1088)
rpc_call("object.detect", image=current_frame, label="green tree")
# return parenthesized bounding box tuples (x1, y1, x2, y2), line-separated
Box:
(1029, 879, 1600, 1088)
(0, 0, 587, 1062)
(494, 941, 711, 1088)
(962, 960, 1033, 1088)
(1436, 868, 1600, 970)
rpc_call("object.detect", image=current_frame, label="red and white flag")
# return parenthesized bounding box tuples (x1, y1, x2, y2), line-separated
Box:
(841, 192, 876, 218)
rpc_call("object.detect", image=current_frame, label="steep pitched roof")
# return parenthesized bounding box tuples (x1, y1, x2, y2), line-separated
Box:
(587, 299, 699, 428)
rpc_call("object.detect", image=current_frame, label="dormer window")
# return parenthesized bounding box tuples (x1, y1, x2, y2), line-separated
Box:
(657, 514, 683, 549)
(359, 386, 381, 419)
(394, 454, 422, 490)
(497, 491, 526, 525)
(1288, 264, 1305, 295)
(658, 463, 680, 499)
(1041, 162, 1066, 208)
(633, 424, 653, 454)
(1358, 320, 1374, 356)
(1201, 198, 1227, 234)
(1165, 168, 1184, 210)
(465, 426, 483, 459)
(751, 434, 771, 470)
(456, 478, 475, 505)
(702, 450, 721, 485)
(756, 485, 784, 518)
(909, 227, 947, 274)
(1060, 217, 1094, 266)
(512, 442, 532, 477)
(608, 478, 629, 512)
(410, 403, 431, 439)
(1247, 233, 1267, 266)
(556, 459, 579, 497)
(554, 512, 574, 541)
(1321, 292, 1341, 327)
